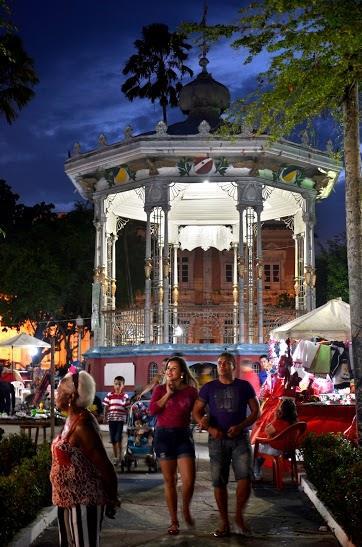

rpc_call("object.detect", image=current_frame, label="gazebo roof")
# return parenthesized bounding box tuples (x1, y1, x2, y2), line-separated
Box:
(65, 132, 340, 208)
(64, 64, 341, 234)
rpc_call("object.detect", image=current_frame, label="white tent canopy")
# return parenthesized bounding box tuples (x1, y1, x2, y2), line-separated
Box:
(0, 333, 51, 348)
(270, 298, 351, 341)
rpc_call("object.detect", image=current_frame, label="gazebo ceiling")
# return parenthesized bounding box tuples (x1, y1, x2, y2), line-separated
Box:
(106, 180, 302, 226)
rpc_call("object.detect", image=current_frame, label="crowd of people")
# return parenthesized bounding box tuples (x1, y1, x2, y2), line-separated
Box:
(48, 351, 267, 543)
(3, 349, 353, 545)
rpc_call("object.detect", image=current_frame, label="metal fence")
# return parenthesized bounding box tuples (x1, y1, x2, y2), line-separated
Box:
(105, 306, 296, 346)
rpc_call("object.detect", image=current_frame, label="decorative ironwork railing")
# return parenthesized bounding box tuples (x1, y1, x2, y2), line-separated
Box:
(103, 306, 296, 346)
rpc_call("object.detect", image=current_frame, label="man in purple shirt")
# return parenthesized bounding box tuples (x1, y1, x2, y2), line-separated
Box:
(193, 352, 260, 537)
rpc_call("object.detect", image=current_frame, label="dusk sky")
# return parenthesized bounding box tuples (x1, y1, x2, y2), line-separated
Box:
(1, 0, 346, 243)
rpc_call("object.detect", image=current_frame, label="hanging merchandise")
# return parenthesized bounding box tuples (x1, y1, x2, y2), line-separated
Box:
(309, 344, 331, 375)
(292, 339, 319, 369)
(330, 342, 350, 377)
(333, 358, 351, 390)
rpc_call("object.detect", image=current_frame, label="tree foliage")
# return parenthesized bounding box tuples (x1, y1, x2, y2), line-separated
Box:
(121, 23, 193, 124)
(187, 0, 361, 443)
(0, 185, 146, 363)
(0, 186, 94, 362)
(0, 0, 38, 124)
(316, 235, 349, 306)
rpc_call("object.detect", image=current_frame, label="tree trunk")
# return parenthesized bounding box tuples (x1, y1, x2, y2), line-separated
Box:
(161, 100, 168, 125)
(343, 82, 362, 445)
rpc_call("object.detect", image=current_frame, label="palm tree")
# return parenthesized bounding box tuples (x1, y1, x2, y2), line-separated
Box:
(121, 23, 193, 124)
(0, 32, 39, 124)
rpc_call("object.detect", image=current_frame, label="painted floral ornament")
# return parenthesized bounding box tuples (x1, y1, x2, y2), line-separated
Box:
(177, 157, 192, 176)
(214, 157, 229, 176)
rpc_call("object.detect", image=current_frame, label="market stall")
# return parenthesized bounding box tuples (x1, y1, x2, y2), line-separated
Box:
(251, 298, 355, 442)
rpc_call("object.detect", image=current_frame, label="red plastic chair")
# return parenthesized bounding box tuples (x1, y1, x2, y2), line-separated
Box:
(254, 421, 307, 490)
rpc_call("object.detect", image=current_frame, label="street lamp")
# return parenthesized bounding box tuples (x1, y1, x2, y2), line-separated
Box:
(75, 315, 84, 365)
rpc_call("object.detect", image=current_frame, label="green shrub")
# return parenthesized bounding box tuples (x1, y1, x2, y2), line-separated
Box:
(0, 438, 52, 545)
(0, 433, 36, 476)
(301, 432, 362, 546)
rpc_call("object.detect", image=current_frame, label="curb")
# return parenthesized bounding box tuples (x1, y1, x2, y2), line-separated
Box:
(8, 506, 57, 547)
(300, 475, 355, 547)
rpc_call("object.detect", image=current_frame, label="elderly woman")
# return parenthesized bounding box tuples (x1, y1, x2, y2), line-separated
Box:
(50, 370, 119, 546)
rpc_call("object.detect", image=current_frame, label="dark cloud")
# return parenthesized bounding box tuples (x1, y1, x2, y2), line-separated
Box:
(0, 0, 346, 242)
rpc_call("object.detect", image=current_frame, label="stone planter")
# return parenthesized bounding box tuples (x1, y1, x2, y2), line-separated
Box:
(8, 506, 56, 547)
(300, 475, 356, 547)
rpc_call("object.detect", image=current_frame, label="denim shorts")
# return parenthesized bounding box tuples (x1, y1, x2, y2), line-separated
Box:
(208, 433, 252, 487)
(109, 420, 124, 444)
(154, 427, 195, 460)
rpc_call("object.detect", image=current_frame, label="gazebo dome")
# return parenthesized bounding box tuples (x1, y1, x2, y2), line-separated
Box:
(179, 69, 230, 116)
(168, 56, 230, 134)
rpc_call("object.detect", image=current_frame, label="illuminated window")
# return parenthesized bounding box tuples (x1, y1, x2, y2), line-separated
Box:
(147, 362, 158, 383)
(264, 263, 280, 287)
(272, 264, 280, 282)
(181, 256, 189, 282)
(225, 263, 232, 282)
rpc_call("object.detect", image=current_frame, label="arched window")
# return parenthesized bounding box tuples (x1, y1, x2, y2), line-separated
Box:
(147, 361, 158, 383)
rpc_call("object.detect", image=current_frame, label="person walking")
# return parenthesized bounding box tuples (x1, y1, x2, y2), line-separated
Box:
(149, 356, 198, 536)
(50, 370, 119, 546)
(103, 376, 130, 466)
(193, 351, 260, 537)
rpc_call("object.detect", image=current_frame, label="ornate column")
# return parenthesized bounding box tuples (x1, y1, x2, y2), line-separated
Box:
(293, 233, 305, 313)
(111, 233, 117, 310)
(172, 244, 179, 344)
(237, 204, 245, 343)
(232, 242, 239, 343)
(92, 196, 107, 346)
(245, 207, 255, 343)
(163, 206, 170, 343)
(302, 195, 317, 312)
(144, 180, 170, 344)
(157, 220, 164, 344)
(144, 210, 153, 344)
(255, 208, 264, 343)
(103, 232, 115, 346)
(237, 181, 264, 343)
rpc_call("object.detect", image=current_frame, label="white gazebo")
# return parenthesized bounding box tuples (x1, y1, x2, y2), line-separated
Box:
(65, 56, 341, 348)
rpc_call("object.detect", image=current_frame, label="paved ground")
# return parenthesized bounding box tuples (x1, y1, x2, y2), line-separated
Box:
(29, 430, 338, 547)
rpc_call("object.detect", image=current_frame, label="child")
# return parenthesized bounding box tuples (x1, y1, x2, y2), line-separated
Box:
(103, 376, 130, 466)
(133, 418, 153, 447)
(254, 397, 298, 480)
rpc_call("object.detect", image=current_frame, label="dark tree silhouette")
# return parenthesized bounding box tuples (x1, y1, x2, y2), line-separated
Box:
(121, 23, 193, 124)
(0, 2, 38, 124)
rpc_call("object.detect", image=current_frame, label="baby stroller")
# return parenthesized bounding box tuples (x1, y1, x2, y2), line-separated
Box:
(120, 399, 158, 473)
